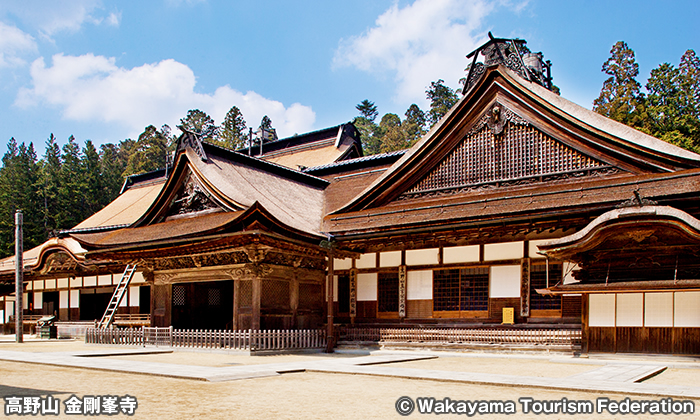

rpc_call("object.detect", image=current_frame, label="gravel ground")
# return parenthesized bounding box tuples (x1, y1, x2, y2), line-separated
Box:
(0, 340, 698, 419)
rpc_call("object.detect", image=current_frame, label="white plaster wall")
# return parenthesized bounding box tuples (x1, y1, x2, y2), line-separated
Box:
(57, 278, 68, 289)
(443, 245, 479, 264)
(644, 292, 673, 327)
(356, 273, 378, 301)
(484, 241, 524, 261)
(489, 265, 521, 298)
(129, 286, 140, 307)
(33, 292, 42, 310)
(59, 291, 69, 309)
(70, 290, 80, 309)
(407, 270, 432, 300)
(44, 279, 56, 290)
(589, 294, 615, 327)
(334, 258, 352, 270)
(674, 291, 700, 327)
(405, 248, 439, 266)
(356, 253, 376, 269)
(379, 251, 402, 267)
(616, 293, 643, 327)
(83, 276, 97, 287)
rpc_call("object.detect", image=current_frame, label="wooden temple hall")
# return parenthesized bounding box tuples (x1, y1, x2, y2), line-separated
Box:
(2, 35, 700, 354)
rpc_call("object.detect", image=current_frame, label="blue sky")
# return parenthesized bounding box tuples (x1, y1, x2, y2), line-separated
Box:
(0, 0, 698, 156)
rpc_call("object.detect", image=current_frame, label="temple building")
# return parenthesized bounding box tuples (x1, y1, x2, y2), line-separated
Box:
(1, 35, 700, 354)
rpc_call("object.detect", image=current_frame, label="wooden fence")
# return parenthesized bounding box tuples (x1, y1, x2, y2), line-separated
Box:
(338, 326, 581, 347)
(85, 327, 326, 351)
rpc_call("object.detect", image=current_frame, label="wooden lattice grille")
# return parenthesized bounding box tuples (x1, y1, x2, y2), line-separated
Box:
(262, 280, 290, 310)
(433, 267, 489, 312)
(172, 285, 186, 306)
(239, 281, 252, 308)
(299, 283, 322, 310)
(377, 272, 399, 313)
(404, 122, 608, 197)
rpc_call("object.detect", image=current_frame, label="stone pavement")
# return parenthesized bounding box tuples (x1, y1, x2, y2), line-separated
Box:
(0, 346, 699, 399)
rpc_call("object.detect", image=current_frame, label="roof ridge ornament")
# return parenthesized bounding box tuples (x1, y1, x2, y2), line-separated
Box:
(176, 127, 209, 162)
(462, 32, 553, 94)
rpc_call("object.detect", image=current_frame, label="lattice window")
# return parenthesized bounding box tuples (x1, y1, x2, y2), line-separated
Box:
(378, 272, 399, 313)
(460, 267, 489, 311)
(434, 268, 489, 312)
(239, 281, 252, 308)
(530, 264, 562, 310)
(262, 280, 290, 310)
(337, 275, 350, 313)
(172, 285, 186, 306)
(433, 269, 460, 311)
(299, 283, 322, 310)
(404, 122, 608, 196)
(208, 288, 221, 306)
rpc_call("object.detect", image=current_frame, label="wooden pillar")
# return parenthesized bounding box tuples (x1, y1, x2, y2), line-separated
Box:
(251, 277, 261, 330)
(398, 265, 407, 319)
(290, 272, 299, 329)
(349, 268, 357, 324)
(581, 293, 589, 354)
(326, 254, 334, 352)
(15, 210, 23, 343)
(520, 258, 530, 318)
(151, 284, 172, 327)
(232, 279, 240, 331)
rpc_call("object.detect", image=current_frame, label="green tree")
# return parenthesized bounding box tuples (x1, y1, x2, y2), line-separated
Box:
(377, 113, 408, 153)
(426, 79, 458, 127)
(39, 134, 62, 237)
(123, 125, 167, 177)
(643, 50, 700, 152)
(99, 143, 127, 204)
(0, 139, 44, 256)
(260, 115, 273, 130)
(356, 100, 379, 122)
(217, 106, 248, 150)
(404, 104, 427, 145)
(593, 41, 645, 127)
(180, 109, 217, 137)
(58, 136, 86, 229)
(353, 116, 381, 155)
(82, 140, 103, 216)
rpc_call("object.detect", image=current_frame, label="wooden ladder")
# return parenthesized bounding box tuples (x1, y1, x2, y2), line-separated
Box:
(97, 264, 137, 329)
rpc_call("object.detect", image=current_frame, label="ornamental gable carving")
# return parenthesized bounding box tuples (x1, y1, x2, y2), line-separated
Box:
(165, 169, 225, 218)
(399, 104, 619, 201)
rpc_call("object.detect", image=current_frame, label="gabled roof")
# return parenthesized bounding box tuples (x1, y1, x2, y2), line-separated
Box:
(242, 122, 363, 170)
(128, 135, 328, 240)
(333, 65, 700, 215)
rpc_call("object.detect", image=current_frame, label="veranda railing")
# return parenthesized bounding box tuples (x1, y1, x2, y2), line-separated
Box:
(85, 327, 327, 351)
(338, 326, 581, 347)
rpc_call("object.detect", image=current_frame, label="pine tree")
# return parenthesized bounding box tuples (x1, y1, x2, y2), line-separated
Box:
(593, 41, 645, 127)
(356, 100, 379, 122)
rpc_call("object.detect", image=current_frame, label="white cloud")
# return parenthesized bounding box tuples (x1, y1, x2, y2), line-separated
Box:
(16, 53, 315, 139)
(0, 22, 37, 68)
(0, 0, 118, 37)
(333, 0, 495, 105)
